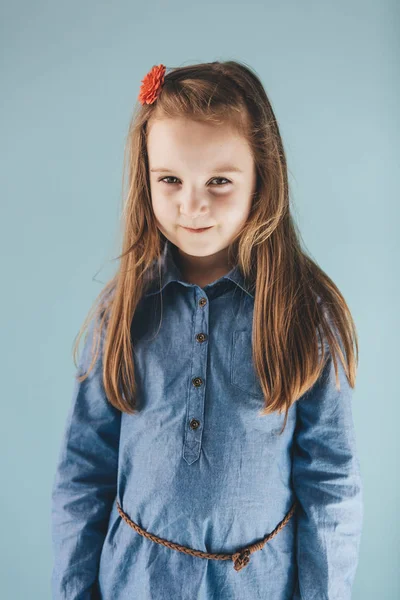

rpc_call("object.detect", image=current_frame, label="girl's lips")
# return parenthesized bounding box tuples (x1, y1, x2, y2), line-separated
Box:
(182, 226, 213, 233)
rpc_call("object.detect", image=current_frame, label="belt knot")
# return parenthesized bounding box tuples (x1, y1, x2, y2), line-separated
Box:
(232, 548, 251, 571)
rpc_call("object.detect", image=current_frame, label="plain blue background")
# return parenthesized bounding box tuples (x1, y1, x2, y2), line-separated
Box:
(1, 1, 398, 598)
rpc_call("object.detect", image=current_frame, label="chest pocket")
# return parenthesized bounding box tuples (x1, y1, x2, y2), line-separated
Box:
(230, 330, 264, 397)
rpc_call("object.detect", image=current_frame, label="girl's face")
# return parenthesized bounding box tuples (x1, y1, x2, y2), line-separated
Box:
(147, 116, 257, 275)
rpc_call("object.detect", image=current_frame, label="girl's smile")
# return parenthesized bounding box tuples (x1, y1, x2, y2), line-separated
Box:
(181, 225, 214, 233)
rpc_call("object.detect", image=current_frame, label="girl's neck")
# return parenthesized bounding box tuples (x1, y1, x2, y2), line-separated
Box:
(173, 244, 234, 287)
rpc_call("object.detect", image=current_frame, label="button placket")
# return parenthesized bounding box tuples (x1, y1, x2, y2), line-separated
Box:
(183, 293, 208, 465)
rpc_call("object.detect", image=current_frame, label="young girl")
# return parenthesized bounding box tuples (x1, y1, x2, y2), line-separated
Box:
(51, 61, 363, 600)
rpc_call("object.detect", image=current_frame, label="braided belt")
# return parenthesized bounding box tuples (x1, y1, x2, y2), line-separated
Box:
(115, 499, 298, 572)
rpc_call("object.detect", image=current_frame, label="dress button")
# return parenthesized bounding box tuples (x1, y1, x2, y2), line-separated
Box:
(192, 377, 203, 387)
(190, 418, 200, 430)
(199, 297, 207, 307)
(196, 332, 207, 343)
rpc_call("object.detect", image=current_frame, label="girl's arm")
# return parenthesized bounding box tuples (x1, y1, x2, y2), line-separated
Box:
(51, 316, 121, 600)
(291, 350, 364, 600)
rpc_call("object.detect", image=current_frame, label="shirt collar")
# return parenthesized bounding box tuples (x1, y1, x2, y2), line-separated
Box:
(143, 238, 255, 299)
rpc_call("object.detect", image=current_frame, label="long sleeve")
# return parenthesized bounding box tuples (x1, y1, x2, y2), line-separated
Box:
(291, 350, 364, 600)
(51, 316, 121, 599)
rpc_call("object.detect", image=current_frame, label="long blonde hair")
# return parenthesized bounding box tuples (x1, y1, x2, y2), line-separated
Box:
(73, 60, 358, 434)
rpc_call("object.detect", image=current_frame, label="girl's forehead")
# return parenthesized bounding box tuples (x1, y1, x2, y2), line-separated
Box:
(147, 118, 252, 166)
(147, 115, 242, 138)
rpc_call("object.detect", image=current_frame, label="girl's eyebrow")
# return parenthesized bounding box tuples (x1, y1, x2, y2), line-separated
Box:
(150, 164, 243, 174)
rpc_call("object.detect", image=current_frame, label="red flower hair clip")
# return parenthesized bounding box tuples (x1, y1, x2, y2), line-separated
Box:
(138, 64, 166, 105)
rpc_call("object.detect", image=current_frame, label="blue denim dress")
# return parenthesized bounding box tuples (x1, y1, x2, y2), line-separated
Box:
(51, 238, 364, 599)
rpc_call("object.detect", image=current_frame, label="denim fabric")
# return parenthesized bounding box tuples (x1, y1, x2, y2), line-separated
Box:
(51, 238, 363, 599)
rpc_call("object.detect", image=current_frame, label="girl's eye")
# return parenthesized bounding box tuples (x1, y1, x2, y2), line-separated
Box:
(159, 176, 231, 186)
